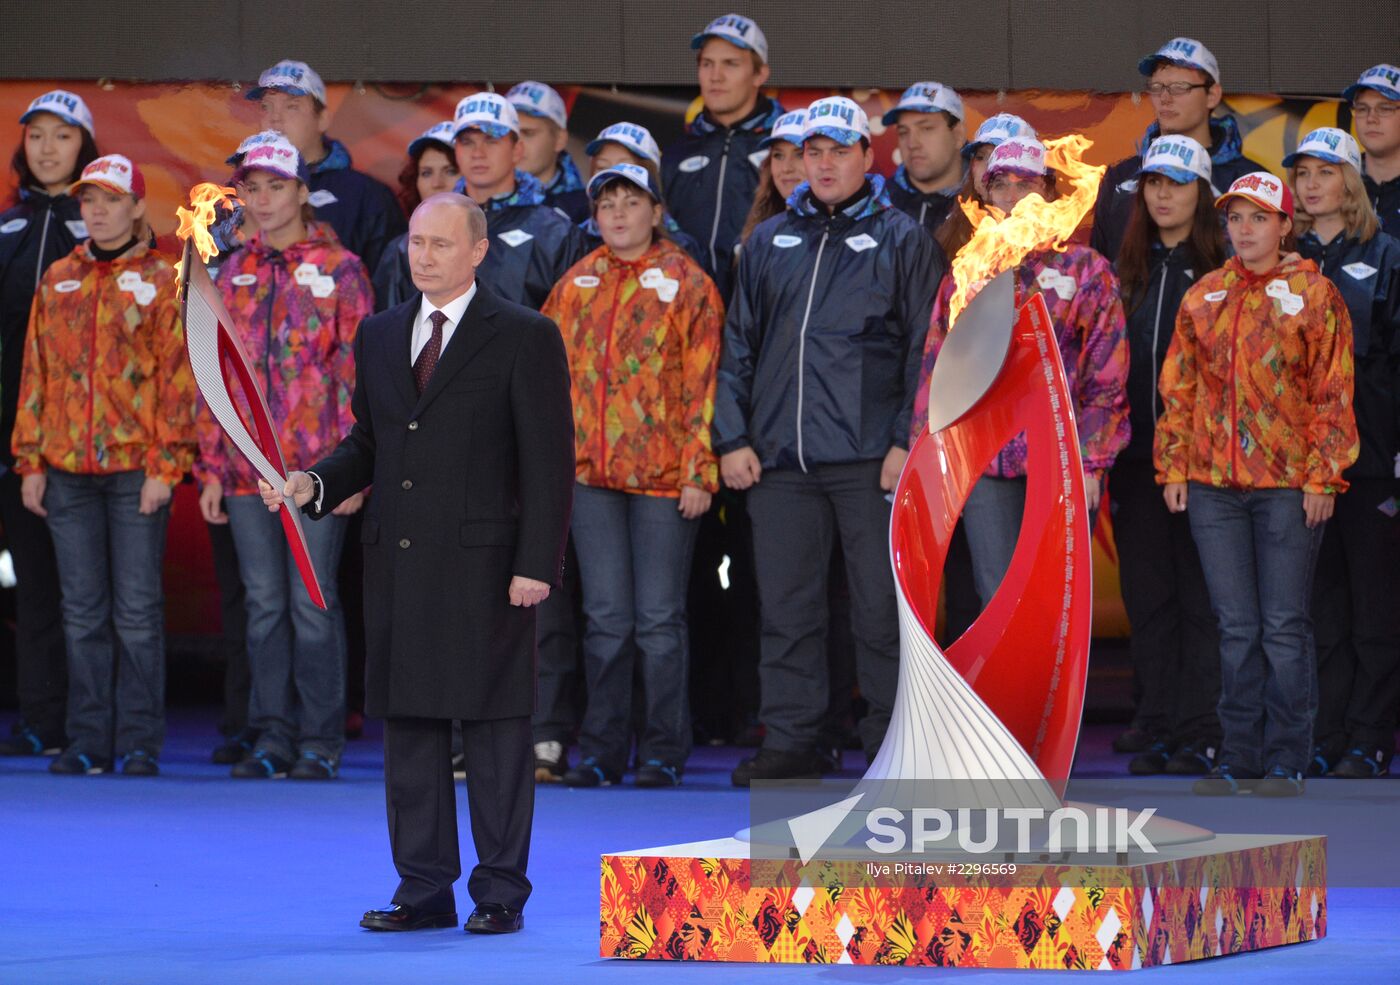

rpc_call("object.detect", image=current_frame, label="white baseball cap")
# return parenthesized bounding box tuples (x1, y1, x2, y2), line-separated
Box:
(453, 92, 520, 140)
(247, 60, 327, 105)
(1216, 171, 1294, 218)
(230, 131, 309, 185)
(1139, 37, 1220, 86)
(882, 81, 964, 126)
(408, 121, 458, 157)
(760, 110, 808, 149)
(803, 97, 870, 146)
(20, 89, 95, 139)
(1343, 63, 1400, 103)
(962, 113, 1037, 159)
(691, 13, 768, 64)
(1137, 134, 1212, 184)
(586, 162, 661, 202)
(985, 136, 1048, 179)
(585, 122, 661, 166)
(68, 154, 145, 199)
(1282, 127, 1363, 172)
(507, 81, 568, 130)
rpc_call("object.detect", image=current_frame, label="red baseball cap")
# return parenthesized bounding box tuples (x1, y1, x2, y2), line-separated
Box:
(68, 154, 146, 199)
(1215, 171, 1293, 219)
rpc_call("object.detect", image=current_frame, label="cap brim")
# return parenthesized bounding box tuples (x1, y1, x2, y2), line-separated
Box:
(586, 172, 657, 202)
(882, 104, 953, 126)
(759, 133, 801, 149)
(984, 164, 1047, 182)
(803, 126, 864, 147)
(408, 136, 454, 158)
(689, 30, 761, 58)
(1136, 163, 1203, 184)
(230, 163, 302, 185)
(1215, 190, 1289, 216)
(67, 178, 132, 198)
(454, 122, 514, 140)
(1281, 149, 1356, 169)
(1343, 81, 1400, 102)
(20, 109, 90, 134)
(245, 84, 322, 103)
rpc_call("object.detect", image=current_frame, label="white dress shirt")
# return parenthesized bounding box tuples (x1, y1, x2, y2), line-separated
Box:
(411, 283, 477, 363)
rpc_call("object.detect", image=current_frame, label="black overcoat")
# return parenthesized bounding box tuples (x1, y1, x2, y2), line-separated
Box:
(308, 285, 574, 720)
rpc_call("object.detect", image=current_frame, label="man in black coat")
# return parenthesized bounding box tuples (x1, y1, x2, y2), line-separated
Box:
(261, 192, 573, 935)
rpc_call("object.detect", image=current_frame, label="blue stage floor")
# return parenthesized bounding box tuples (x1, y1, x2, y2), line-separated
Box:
(2, 713, 1396, 984)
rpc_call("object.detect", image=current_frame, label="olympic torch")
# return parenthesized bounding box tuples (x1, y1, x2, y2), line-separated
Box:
(176, 184, 327, 609)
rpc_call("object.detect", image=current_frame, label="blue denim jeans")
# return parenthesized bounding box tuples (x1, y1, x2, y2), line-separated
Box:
(569, 485, 700, 773)
(962, 476, 1098, 608)
(225, 495, 348, 762)
(44, 469, 169, 759)
(1187, 484, 1325, 775)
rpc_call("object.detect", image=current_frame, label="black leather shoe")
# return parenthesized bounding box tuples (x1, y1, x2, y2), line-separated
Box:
(464, 903, 524, 934)
(360, 903, 458, 931)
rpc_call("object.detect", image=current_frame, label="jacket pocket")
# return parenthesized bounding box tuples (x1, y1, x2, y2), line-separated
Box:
(459, 519, 518, 547)
(361, 517, 380, 544)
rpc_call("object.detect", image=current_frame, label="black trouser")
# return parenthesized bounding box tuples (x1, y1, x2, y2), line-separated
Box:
(531, 537, 580, 746)
(747, 461, 898, 757)
(1108, 458, 1221, 743)
(940, 523, 979, 646)
(340, 515, 367, 717)
(206, 520, 250, 737)
(384, 715, 534, 913)
(0, 469, 67, 743)
(1312, 477, 1400, 754)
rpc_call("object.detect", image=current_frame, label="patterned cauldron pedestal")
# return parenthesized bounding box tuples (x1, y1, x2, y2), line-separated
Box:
(599, 834, 1325, 970)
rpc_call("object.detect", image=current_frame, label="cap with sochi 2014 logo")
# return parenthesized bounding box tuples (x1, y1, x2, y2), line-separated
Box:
(1216, 171, 1294, 218)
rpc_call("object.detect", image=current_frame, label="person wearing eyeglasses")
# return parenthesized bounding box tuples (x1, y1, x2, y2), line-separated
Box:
(1091, 38, 1265, 265)
(1345, 64, 1400, 239)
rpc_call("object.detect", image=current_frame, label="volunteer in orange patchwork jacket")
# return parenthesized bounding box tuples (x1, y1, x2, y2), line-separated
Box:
(542, 163, 722, 789)
(13, 154, 195, 777)
(1156, 170, 1358, 797)
(195, 131, 374, 781)
(912, 135, 1130, 611)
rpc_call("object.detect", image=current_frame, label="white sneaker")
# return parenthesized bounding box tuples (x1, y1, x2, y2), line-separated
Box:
(533, 740, 566, 783)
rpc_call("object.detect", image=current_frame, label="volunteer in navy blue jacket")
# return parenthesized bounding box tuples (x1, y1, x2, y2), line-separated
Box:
(884, 82, 966, 237)
(1285, 128, 1400, 779)
(451, 92, 587, 311)
(580, 122, 703, 263)
(1344, 64, 1400, 239)
(714, 97, 943, 785)
(0, 90, 98, 758)
(662, 13, 783, 301)
(507, 81, 589, 225)
(1092, 38, 1265, 263)
(373, 122, 459, 311)
(1108, 135, 1226, 776)
(247, 60, 406, 284)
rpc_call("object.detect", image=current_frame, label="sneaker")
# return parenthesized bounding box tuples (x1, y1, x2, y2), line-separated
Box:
(289, 753, 338, 780)
(1255, 765, 1305, 797)
(562, 756, 620, 788)
(0, 725, 62, 756)
(1112, 727, 1159, 754)
(452, 751, 467, 780)
(634, 760, 682, 788)
(1128, 740, 1172, 775)
(730, 748, 822, 787)
(1306, 738, 1345, 777)
(231, 749, 293, 779)
(1164, 738, 1217, 776)
(1331, 746, 1391, 779)
(1192, 763, 1259, 796)
(121, 750, 160, 776)
(211, 727, 260, 765)
(534, 740, 566, 783)
(49, 747, 111, 775)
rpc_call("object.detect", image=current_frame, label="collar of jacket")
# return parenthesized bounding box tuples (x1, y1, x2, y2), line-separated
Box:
(75, 237, 151, 264)
(308, 138, 353, 175)
(1137, 115, 1245, 165)
(546, 152, 585, 195)
(245, 219, 339, 258)
(1298, 228, 1356, 256)
(597, 237, 680, 270)
(1223, 252, 1315, 285)
(455, 169, 547, 211)
(787, 174, 891, 222)
(17, 185, 69, 208)
(892, 163, 964, 201)
(1362, 162, 1400, 192)
(687, 95, 784, 137)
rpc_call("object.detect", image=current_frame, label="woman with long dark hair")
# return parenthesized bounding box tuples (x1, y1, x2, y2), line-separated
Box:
(372, 121, 459, 310)
(1109, 135, 1226, 776)
(0, 90, 100, 758)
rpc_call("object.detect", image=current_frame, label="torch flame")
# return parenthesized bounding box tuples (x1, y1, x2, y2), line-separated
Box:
(947, 134, 1104, 324)
(174, 182, 239, 278)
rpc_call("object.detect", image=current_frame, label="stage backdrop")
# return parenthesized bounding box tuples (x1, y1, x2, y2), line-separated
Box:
(0, 81, 1355, 639)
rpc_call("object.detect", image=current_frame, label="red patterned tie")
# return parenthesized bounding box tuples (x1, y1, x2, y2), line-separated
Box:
(413, 310, 447, 395)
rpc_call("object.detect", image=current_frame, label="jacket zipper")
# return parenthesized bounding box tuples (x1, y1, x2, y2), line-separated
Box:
(597, 264, 626, 480)
(918, 200, 929, 226)
(87, 263, 104, 472)
(1149, 258, 1169, 422)
(707, 131, 733, 272)
(1227, 288, 1247, 485)
(33, 207, 53, 292)
(265, 261, 279, 399)
(795, 229, 830, 473)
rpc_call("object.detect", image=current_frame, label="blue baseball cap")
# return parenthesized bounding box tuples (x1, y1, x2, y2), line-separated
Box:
(408, 121, 457, 158)
(1138, 37, 1220, 86)
(1137, 134, 1212, 185)
(759, 110, 808, 149)
(881, 81, 964, 126)
(507, 81, 568, 130)
(803, 97, 870, 146)
(691, 13, 768, 64)
(20, 89, 95, 138)
(453, 92, 520, 140)
(586, 162, 660, 203)
(585, 122, 661, 166)
(246, 60, 327, 105)
(1283, 127, 1363, 171)
(230, 130, 311, 185)
(961, 113, 1037, 160)
(1343, 63, 1400, 103)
